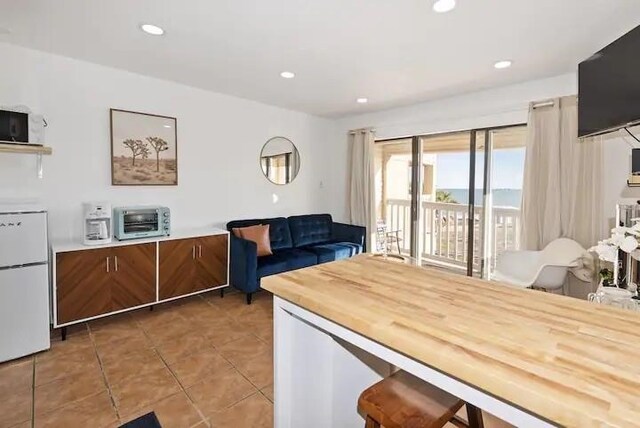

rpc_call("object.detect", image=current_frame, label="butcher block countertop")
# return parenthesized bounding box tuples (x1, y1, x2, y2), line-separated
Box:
(261, 255, 640, 428)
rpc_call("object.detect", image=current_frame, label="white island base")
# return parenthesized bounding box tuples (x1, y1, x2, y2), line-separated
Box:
(272, 296, 553, 428)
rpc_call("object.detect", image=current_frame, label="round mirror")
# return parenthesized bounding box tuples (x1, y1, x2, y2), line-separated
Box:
(260, 137, 300, 185)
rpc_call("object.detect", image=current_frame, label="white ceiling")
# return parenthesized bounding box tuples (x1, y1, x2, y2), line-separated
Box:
(1, 0, 639, 117)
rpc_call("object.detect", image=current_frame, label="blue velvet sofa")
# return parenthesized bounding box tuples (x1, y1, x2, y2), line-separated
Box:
(226, 214, 366, 304)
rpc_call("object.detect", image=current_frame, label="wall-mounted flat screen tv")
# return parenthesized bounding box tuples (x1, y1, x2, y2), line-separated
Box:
(578, 25, 640, 138)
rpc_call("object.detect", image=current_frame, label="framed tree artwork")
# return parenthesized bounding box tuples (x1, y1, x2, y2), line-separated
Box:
(110, 109, 178, 185)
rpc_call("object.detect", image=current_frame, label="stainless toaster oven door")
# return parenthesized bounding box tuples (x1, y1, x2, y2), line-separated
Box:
(122, 210, 159, 234)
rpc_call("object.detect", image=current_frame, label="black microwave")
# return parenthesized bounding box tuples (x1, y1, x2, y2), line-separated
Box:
(0, 110, 29, 143)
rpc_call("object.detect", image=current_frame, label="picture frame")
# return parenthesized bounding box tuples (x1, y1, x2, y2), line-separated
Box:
(110, 108, 178, 186)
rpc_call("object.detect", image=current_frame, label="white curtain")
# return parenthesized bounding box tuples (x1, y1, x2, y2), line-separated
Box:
(521, 95, 605, 251)
(349, 129, 376, 252)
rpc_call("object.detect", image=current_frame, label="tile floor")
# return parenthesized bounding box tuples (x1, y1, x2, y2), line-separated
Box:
(0, 289, 273, 428)
(0, 288, 512, 428)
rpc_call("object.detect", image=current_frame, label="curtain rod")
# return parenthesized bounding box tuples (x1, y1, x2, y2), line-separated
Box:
(349, 127, 376, 135)
(532, 100, 555, 109)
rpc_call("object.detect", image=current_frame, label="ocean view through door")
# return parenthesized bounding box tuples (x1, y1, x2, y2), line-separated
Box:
(374, 125, 526, 277)
(481, 126, 527, 278)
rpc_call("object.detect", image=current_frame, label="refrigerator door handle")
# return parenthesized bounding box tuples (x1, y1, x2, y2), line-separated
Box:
(0, 261, 48, 271)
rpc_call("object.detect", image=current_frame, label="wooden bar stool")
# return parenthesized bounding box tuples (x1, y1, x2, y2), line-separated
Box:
(358, 370, 484, 428)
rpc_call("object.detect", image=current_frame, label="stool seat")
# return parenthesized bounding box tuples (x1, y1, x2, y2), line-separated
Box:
(358, 371, 465, 428)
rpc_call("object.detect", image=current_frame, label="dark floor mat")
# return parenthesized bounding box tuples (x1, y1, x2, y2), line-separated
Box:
(119, 412, 162, 428)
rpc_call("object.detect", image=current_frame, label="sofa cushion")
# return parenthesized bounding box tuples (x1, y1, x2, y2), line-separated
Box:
(333, 242, 363, 256)
(257, 254, 288, 279)
(304, 243, 353, 264)
(280, 249, 318, 270)
(234, 224, 272, 257)
(227, 217, 293, 250)
(263, 217, 294, 250)
(288, 214, 333, 247)
(257, 249, 318, 279)
(227, 218, 262, 230)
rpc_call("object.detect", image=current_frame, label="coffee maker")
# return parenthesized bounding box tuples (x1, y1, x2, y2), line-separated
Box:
(83, 202, 112, 245)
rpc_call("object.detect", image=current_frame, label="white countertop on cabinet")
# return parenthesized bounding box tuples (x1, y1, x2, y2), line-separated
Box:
(51, 227, 229, 253)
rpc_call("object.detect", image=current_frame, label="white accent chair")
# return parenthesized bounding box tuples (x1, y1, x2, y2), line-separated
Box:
(492, 238, 587, 293)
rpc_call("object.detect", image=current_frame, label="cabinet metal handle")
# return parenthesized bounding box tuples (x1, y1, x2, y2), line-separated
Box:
(114, 256, 119, 272)
(198, 245, 202, 258)
(192, 245, 196, 259)
(106, 257, 110, 273)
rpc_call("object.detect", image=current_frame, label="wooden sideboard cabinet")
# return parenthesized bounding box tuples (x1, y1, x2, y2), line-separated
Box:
(56, 247, 113, 324)
(195, 234, 228, 288)
(110, 243, 156, 311)
(158, 234, 228, 300)
(158, 238, 199, 301)
(52, 229, 229, 330)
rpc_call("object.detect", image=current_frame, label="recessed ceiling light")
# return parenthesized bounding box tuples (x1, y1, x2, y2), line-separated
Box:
(433, 0, 456, 13)
(163, 125, 172, 128)
(280, 71, 295, 79)
(141, 24, 164, 36)
(494, 60, 512, 69)
(357, 98, 369, 104)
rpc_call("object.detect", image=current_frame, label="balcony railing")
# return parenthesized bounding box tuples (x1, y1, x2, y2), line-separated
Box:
(384, 198, 521, 270)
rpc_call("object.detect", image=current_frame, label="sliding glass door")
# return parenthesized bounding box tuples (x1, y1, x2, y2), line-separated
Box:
(481, 126, 527, 279)
(374, 125, 526, 278)
(373, 138, 414, 254)
(417, 131, 470, 271)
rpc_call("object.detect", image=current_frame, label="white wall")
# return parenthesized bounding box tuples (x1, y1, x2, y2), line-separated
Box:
(3, 40, 635, 245)
(337, 73, 578, 139)
(0, 43, 339, 241)
(602, 125, 640, 229)
(328, 73, 578, 221)
(331, 73, 640, 228)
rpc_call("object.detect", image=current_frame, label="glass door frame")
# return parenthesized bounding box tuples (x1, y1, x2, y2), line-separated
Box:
(409, 136, 421, 257)
(466, 130, 478, 277)
(480, 129, 492, 280)
(375, 122, 526, 277)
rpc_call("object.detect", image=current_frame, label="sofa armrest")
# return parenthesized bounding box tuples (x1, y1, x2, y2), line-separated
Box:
(229, 234, 259, 293)
(332, 222, 367, 252)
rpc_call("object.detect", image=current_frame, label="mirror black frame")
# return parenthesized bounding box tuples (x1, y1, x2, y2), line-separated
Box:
(260, 136, 300, 185)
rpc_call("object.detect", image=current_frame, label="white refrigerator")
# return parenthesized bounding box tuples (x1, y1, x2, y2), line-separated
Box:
(0, 205, 50, 362)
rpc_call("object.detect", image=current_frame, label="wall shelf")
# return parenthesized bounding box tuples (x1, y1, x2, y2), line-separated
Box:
(0, 142, 53, 178)
(0, 142, 52, 155)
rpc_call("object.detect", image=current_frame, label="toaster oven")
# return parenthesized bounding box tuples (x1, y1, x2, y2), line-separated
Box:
(113, 206, 170, 241)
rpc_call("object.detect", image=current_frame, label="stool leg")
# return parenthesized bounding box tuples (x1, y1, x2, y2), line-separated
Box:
(466, 404, 484, 428)
(365, 415, 380, 428)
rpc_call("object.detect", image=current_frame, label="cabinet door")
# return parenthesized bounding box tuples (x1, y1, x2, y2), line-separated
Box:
(111, 243, 156, 311)
(158, 238, 198, 300)
(56, 248, 112, 324)
(196, 234, 228, 289)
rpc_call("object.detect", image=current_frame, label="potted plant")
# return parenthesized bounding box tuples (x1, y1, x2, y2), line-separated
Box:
(590, 220, 640, 291)
(590, 223, 640, 262)
(598, 268, 614, 287)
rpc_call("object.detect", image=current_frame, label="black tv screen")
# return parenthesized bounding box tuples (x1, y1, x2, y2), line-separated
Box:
(578, 25, 640, 138)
